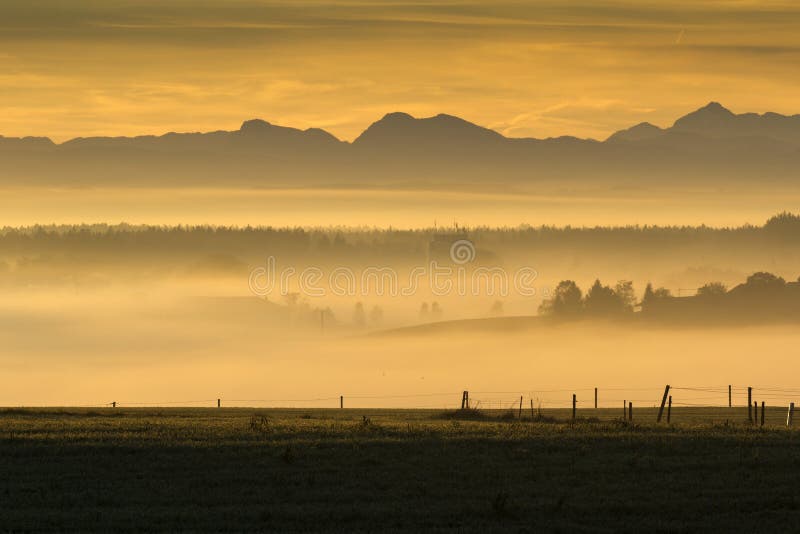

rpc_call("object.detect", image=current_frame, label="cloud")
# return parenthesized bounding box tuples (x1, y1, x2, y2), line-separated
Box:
(2, 0, 800, 141)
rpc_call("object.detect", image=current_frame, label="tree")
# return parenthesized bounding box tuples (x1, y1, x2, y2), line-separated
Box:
(764, 212, 800, 234)
(614, 280, 636, 312)
(317, 307, 336, 327)
(539, 280, 583, 316)
(352, 302, 366, 327)
(744, 272, 785, 290)
(697, 282, 727, 297)
(369, 305, 384, 326)
(419, 302, 429, 320)
(283, 292, 301, 308)
(584, 279, 628, 316)
(641, 282, 672, 311)
(489, 300, 504, 316)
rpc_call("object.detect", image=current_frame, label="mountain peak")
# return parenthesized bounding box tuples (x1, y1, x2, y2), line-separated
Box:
(698, 101, 732, 115)
(353, 112, 503, 147)
(681, 102, 736, 122)
(239, 119, 273, 132)
(379, 112, 415, 123)
(672, 101, 737, 133)
(606, 122, 663, 142)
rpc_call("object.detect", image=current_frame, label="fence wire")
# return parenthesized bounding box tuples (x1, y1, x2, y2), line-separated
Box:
(2, 385, 797, 426)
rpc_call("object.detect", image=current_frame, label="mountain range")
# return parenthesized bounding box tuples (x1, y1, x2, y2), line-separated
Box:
(2, 102, 799, 188)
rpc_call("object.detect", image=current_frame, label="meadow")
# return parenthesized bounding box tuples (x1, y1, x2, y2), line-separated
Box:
(2, 408, 799, 532)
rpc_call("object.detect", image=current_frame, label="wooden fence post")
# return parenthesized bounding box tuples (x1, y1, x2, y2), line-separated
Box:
(748, 387, 752, 422)
(628, 402, 633, 421)
(217, 398, 220, 408)
(595, 387, 598, 409)
(340, 395, 344, 409)
(623, 400, 627, 420)
(112, 401, 116, 408)
(518, 396, 523, 419)
(787, 403, 795, 427)
(530, 399, 534, 419)
(657, 385, 670, 422)
(761, 401, 765, 427)
(728, 385, 732, 408)
(572, 394, 576, 421)
(461, 391, 466, 410)
(667, 395, 672, 423)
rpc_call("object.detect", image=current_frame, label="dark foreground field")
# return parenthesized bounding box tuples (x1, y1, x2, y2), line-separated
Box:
(1, 408, 800, 532)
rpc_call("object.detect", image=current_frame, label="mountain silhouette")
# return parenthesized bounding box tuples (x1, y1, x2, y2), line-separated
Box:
(606, 122, 664, 143)
(1, 102, 799, 187)
(354, 112, 504, 149)
(670, 102, 800, 145)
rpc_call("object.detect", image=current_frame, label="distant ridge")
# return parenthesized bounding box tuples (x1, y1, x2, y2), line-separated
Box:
(606, 122, 663, 143)
(353, 112, 504, 147)
(1, 102, 799, 187)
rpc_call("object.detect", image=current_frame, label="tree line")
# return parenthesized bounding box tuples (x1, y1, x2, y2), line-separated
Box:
(540, 271, 800, 320)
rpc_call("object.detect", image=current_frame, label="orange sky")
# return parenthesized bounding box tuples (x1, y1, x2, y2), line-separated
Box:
(2, 1, 800, 141)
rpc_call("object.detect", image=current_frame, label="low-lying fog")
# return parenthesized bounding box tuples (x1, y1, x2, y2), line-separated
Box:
(1, 288, 798, 409)
(1, 186, 799, 227)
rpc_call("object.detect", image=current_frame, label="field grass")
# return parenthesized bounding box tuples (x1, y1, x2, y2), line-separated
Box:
(1, 407, 800, 532)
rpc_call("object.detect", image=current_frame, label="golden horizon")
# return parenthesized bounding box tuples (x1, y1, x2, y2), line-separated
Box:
(3, 1, 800, 142)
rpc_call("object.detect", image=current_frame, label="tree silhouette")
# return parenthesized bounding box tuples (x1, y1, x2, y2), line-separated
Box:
(489, 300, 504, 316)
(764, 212, 800, 235)
(369, 305, 384, 326)
(697, 282, 727, 297)
(352, 302, 366, 327)
(419, 302, 429, 321)
(539, 280, 583, 316)
(614, 280, 636, 312)
(641, 282, 671, 311)
(584, 279, 630, 316)
(744, 271, 785, 290)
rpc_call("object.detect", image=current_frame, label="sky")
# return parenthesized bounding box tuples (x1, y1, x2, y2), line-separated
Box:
(2, 0, 800, 142)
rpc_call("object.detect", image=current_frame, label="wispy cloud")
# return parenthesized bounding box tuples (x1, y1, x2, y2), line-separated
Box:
(2, 0, 800, 141)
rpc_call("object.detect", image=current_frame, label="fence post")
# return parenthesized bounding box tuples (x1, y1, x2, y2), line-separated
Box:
(748, 387, 752, 422)
(667, 395, 672, 423)
(530, 399, 534, 419)
(112, 401, 116, 408)
(754, 401, 758, 425)
(572, 394, 576, 421)
(657, 385, 671, 422)
(217, 398, 220, 408)
(787, 403, 795, 427)
(728, 385, 732, 408)
(518, 396, 523, 419)
(761, 401, 765, 427)
(595, 387, 598, 409)
(628, 402, 633, 421)
(623, 400, 627, 420)
(461, 391, 466, 410)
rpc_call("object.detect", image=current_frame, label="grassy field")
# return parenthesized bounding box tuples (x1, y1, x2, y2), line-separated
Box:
(1, 407, 800, 532)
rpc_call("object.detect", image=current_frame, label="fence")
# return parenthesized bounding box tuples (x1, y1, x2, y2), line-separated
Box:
(8, 385, 799, 426)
